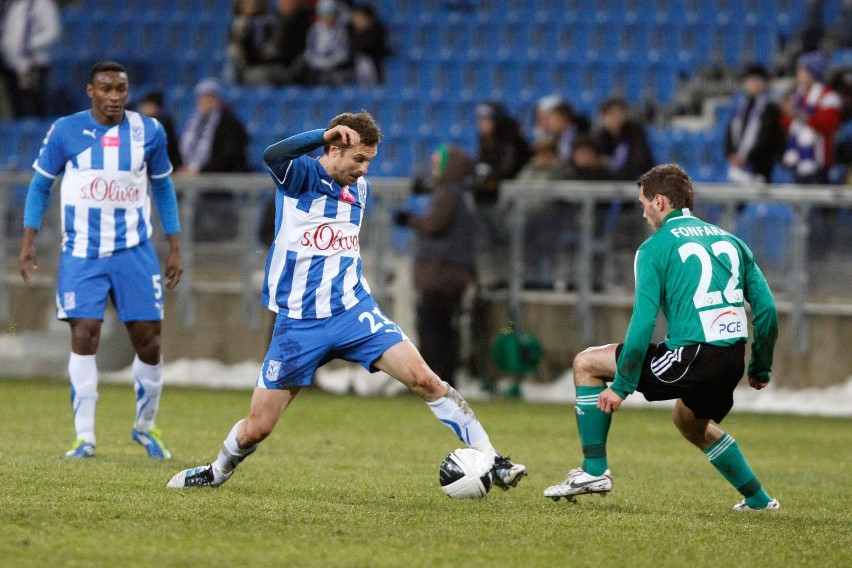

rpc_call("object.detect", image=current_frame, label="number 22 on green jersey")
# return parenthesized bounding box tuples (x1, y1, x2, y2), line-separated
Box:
(678, 240, 748, 343)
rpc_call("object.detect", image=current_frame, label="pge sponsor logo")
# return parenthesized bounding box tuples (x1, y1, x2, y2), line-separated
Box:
(712, 310, 743, 335)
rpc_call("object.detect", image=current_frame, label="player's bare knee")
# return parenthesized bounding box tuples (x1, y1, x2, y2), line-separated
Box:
(240, 420, 272, 446)
(70, 322, 100, 353)
(407, 365, 443, 399)
(135, 338, 161, 365)
(573, 351, 597, 385)
(130, 329, 161, 364)
(673, 412, 706, 448)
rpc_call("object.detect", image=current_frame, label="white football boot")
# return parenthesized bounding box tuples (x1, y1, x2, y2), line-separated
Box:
(732, 498, 781, 511)
(543, 467, 613, 501)
(166, 464, 232, 488)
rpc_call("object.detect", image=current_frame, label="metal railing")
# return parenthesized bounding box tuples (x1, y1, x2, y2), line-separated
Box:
(3, 171, 851, 355)
(499, 179, 852, 354)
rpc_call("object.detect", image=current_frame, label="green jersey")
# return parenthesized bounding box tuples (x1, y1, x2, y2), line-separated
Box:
(611, 209, 778, 399)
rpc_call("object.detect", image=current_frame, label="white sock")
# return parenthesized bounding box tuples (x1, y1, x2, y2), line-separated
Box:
(133, 356, 163, 431)
(427, 386, 499, 463)
(213, 419, 258, 482)
(68, 353, 98, 445)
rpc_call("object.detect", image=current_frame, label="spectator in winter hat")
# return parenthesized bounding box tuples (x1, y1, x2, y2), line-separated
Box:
(780, 51, 842, 183)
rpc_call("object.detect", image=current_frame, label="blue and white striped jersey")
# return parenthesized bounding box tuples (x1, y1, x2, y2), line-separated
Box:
(262, 144, 372, 319)
(33, 110, 172, 258)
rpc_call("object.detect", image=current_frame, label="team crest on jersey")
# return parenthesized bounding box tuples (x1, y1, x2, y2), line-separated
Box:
(265, 359, 282, 381)
(131, 125, 143, 142)
(339, 185, 355, 204)
(357, 177, 367, 204)
(64, 292, 76, 310)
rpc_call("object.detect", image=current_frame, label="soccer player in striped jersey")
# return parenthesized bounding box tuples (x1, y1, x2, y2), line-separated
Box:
(19, 61, 183, 460)
(544, 164, 781, 511)
(167, 112, 527, 491)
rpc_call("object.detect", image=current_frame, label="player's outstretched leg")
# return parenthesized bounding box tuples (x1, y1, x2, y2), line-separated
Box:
(168, 388, 294, 489)
(427, 386, 527, 489)
(376, 341, 527, 490)
(673, 400, 779, 511)
(705, 434, 780, 512)
(167, 419, 257, 488)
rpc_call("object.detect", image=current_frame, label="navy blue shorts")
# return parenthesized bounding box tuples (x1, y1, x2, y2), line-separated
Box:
(56, 240, 164, 322)
(616, 342, 746, 422)
(257, 296, 409, 389)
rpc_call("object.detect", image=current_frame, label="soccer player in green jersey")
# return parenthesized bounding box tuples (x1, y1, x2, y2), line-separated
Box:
(543, 164, 780, 511)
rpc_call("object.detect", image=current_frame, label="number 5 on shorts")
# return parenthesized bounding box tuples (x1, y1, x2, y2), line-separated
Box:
(152, 275, 163, 299)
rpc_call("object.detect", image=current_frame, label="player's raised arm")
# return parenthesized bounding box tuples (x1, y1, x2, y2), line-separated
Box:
(263, 129, 327, 167)
(263, 125, 362, 171)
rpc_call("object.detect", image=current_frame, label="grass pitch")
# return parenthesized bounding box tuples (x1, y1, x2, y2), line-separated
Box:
(1, 378, 849, 568)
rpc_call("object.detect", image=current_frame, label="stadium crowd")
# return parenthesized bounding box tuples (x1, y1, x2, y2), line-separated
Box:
(1, 0, 851, 185)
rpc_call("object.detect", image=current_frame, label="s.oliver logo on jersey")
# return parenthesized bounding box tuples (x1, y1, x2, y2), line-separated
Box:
(101, 135, 120, 147)
(79, 177, 142, 202)
(699, 306, 748, 342)
(301, 223, 359, 252)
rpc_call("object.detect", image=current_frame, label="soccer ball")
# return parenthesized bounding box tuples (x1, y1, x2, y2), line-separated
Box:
(439, 448, 493, 499)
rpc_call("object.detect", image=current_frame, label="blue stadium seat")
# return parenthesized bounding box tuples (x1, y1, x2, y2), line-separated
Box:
(653, 23, 709, 72)
(551, 23, 591, 63)
(382, 58, 411, 94)
(735, 202, 793, 266)
(652, 63, 680, 103)
(774, 0, 807, 39)
(829, 48, 852, 69)
(710, 21, 747, 67)
(616, 23, 653, 64)
(770, 163, 795, 184)
(647, 127, 673, 164)
(742, 23, 778, 67)
(385, 99, 424, 136)
(538, 61, 583, 101)
(652, 0, 702, 25)
(376, 136, 415, 176)
(407, 22, 444, 61)
(272, 100, 310, 135)
(454, 60, 486, 96)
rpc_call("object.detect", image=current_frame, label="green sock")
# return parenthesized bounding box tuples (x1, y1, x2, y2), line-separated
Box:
(575, 385, 611, 476)
(704, 433, 772, 508)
